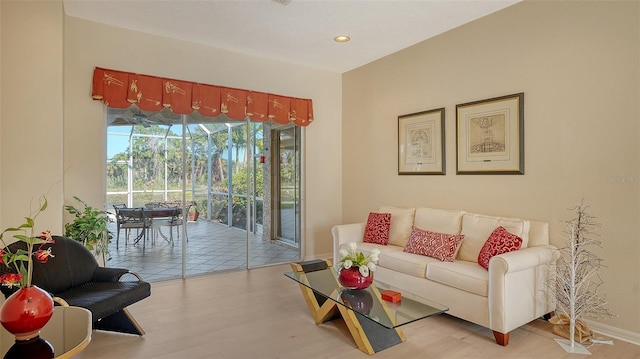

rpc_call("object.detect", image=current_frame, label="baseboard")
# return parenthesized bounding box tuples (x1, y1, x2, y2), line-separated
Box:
(585, 319, 640, 346)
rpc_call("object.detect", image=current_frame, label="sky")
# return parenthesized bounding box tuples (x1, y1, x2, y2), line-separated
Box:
(107, 124, 255, 161)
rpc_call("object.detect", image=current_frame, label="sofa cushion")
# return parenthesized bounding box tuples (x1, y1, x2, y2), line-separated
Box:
(458, 213, 529, 262)
(379, 206, 415, 247)
(378, 250, 440, 278)
(403, 226, 465, 262)
(413, 207, 465, 235)
(57, 281, 151, 321)
(426, 261, 489, 297)
(339, 242, 402, 258)
(477, 226, 523, 270)
(363, 212, 391, 245)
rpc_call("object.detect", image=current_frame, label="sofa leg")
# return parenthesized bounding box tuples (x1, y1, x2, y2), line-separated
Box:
(543, 311, 555, 321)
(493, 331, 509, 346)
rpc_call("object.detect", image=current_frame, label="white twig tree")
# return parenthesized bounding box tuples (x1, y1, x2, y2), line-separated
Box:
(547, 200, 614, 352)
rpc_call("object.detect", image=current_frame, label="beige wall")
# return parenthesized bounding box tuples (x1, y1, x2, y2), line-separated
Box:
(1, 2, 3, 229)
(0, 1, 342, 260)
(64, 17, 341, 257)
(62, 17, 342, 260)
(343, 1, 640, 339)
(0, 1, 64, 234)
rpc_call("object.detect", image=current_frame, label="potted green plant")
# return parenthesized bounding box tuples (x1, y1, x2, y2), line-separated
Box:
(63, 196, 112, 264)
(188, 202, 199, 222)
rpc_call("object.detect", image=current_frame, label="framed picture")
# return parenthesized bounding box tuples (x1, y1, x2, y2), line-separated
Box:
(398, 108, 445, 175)
(456, 93, 524, 174)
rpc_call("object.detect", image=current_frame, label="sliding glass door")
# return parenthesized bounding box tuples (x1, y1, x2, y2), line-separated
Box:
(106, 106, 302, 281)
(272, 126, 301, 247)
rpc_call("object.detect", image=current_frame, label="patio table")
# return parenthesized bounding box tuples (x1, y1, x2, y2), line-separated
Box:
(125, 207, 182, 247)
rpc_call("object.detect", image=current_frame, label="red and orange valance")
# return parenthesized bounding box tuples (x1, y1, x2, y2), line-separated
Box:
(92, 67, 314, 126)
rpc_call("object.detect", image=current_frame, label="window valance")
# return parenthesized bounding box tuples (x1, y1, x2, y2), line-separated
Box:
(92, 67, 314, 126)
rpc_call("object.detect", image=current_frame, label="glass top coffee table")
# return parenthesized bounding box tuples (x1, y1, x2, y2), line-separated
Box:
(285, 259, 447, 355)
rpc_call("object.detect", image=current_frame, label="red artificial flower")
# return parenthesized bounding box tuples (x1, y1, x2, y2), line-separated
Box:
(0, 248, 5, 265)
(40, 230, 54, 244)
(0, 273, 23, 288)
(33, 247, 54, 264)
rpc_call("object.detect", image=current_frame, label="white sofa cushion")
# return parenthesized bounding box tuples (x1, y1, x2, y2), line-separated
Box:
(379, 206, 415, 247)
(528, 220, 549, 247)
(413, 207, 465, 235)
(426, 261, 489, 297)
(458, 213, 530, 263)
(338, 241, 401, 257)
(378, 249, 440, 278)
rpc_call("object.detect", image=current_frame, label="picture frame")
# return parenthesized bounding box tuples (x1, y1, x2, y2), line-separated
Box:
(456, 93, 524, 174)
(398, 108, 445, 175)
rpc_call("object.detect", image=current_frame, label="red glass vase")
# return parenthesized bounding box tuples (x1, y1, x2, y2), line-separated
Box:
(338, 267, 373, 290)
(0, 285, 54, 341)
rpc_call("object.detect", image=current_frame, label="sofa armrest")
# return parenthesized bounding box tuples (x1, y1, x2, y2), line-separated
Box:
(331, 223, 365, 266)
(488, 245, 559, 334)
(92, 266, 133, 282)
(489, 245, 559, 274)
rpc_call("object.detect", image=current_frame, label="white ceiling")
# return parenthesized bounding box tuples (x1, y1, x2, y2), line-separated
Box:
(63, 0, 520, 73)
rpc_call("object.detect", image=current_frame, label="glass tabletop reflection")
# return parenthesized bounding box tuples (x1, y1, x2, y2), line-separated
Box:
(0, 306, 92, 359)
(285, 267, 447, 329)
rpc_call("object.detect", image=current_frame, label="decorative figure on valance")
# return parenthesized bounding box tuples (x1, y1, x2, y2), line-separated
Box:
(92, 67, 314, 126)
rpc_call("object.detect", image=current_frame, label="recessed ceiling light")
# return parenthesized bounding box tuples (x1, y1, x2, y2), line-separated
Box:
(334, 35, 350, 43)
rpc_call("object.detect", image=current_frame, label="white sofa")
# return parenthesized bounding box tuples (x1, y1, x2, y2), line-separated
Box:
(332, 206, 558, 346)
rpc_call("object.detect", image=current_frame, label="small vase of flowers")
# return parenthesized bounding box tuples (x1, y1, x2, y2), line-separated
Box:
(337, 242, 380, 290)
(0, 196, 56, 341)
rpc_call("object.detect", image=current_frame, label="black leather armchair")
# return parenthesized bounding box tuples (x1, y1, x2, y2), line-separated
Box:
(0, 236, 151, 335)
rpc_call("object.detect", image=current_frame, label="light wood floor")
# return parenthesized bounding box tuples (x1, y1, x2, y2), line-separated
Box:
(78, 264, 640, 358)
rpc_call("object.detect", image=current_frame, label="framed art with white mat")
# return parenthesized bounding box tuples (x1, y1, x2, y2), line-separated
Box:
(398, 108, 445, 175)
(456, 93, 524, 174)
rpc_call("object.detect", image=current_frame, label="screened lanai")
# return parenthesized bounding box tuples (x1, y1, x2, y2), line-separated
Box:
(105, 105, 302, 281)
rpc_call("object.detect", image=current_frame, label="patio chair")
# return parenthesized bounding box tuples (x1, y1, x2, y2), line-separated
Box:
(0, 236, 151, 335)
(113, 206, 150, 248)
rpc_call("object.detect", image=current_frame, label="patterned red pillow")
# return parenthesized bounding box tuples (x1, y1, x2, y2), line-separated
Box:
(477, 226, 523, 270)
(363, 212, 391, 245)
(403, 226, 465, 262)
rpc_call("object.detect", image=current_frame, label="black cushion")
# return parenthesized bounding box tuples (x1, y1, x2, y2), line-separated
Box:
(56, 281, 151, 320)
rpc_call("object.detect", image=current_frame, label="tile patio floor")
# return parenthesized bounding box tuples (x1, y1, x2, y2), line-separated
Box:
(106, 220, 301, 282)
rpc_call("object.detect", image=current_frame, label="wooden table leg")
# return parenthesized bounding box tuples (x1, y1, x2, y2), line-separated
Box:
(291, 261, 340, 324)
(290, 261, 405, 355)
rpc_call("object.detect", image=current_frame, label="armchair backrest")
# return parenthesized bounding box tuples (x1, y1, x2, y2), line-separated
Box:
(1, 236, 99, 295)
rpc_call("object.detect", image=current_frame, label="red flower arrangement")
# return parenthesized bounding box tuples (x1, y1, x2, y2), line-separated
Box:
(0, 197, 55, 288)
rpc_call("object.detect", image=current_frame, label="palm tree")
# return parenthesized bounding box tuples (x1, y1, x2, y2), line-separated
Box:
(231, 125, 247, 168)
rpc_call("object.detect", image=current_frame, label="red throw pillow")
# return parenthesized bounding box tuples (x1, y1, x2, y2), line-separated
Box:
(477, 226, 523, 270)
(403, 226, 464, 262)
(363, 212, 391, 245)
